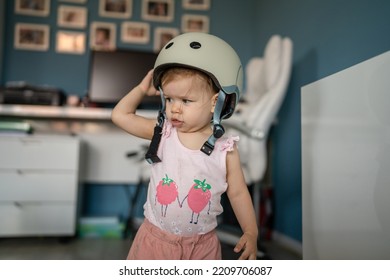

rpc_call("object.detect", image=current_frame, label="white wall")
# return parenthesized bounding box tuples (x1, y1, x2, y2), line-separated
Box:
(301, 51, 390, 259)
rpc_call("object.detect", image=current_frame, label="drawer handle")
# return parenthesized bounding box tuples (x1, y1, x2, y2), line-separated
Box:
(19, 138, 41, 145)
(126, 144, 148, 160)
(13, 202, 42, 207)
(126, 151, 138, 158)
(14, 202, 22, 208)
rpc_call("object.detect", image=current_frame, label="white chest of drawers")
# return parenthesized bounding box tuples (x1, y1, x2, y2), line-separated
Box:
(0, 135, 80, 237)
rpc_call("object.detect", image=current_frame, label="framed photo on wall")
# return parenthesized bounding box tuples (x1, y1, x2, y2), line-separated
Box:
(121, 22, 150, 44)
(57, 5, 87, 29)
(59, 0, 87, 3)
(182, 0, 210, 10)
(181, 14, 209, 33)
(15, 0, 50, 17)
(14, 23, 50, 51)
(56, 31, 86, 54)
(153, 27, 179, 52)
(142, 0, 174, 22)
(90, 22, 116, 50)
(99, 0, 132, 19)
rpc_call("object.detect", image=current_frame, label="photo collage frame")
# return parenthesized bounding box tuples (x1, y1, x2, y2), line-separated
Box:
(13, 0, 211, 53)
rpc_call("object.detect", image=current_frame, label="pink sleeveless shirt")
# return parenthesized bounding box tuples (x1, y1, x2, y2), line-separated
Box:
(143, 121, 239, 237)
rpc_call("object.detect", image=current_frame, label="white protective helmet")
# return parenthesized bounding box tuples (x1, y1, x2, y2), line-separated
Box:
(145, 32, 243, 162)
(153, 32, 243, 120)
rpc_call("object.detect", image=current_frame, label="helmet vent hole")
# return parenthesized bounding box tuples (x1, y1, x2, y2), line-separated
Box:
(190, 41, 201, 49)
(165, 42, 174, 49)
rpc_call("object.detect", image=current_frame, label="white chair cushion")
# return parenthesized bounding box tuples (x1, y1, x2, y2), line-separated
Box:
(264, 35, 282, 89)
(244, 57, 265, 104)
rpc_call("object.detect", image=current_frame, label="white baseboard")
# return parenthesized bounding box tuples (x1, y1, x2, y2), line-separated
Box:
(272, 231, 302, 257)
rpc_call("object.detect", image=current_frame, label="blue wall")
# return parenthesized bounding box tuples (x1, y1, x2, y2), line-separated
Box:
(2, 0, 390, 244)
(0, 0, 4, 84)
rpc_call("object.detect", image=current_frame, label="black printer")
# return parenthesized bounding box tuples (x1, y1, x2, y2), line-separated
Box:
(0, 82, 66, 106)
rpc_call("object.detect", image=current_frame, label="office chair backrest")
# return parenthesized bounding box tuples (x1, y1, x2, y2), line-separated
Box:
(241, 35, 293, 183)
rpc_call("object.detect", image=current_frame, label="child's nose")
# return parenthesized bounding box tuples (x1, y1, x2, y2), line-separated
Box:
(171, 101, 181, 113)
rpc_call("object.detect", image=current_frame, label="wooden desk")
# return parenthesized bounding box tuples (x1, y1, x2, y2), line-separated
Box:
(0, 105, 158, 184)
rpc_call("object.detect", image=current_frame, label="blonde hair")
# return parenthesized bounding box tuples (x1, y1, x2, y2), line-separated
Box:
(161, 67, 218, 96)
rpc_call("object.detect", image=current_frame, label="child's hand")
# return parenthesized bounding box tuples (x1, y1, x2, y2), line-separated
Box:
(138, 69, 159, 96)
(234, 232, 258, 260)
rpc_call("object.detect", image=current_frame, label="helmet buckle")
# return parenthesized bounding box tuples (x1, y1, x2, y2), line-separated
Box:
(213, 124, 225, 139)
(201, 141, 214, 155)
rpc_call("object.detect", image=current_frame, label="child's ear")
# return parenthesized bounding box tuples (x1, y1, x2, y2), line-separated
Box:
(211, 93, 219, 113)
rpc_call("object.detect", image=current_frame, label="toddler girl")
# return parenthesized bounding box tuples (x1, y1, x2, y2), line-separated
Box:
(112, 32, 258, 260)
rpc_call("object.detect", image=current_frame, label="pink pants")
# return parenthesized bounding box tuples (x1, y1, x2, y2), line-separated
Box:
(127, 219, 222, 260)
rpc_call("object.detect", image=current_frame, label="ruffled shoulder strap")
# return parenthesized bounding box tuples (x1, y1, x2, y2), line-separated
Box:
(161, 120, 173, 138)
(220, 135, 240, 152)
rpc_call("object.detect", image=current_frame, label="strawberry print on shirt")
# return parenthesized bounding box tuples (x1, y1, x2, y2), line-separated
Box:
(143, 121, 239, 237)
(155, 174, 179, 217)
(182, 179, 212, 224)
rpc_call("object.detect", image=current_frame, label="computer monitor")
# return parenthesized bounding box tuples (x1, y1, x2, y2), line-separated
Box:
(88, 49, 160, 109)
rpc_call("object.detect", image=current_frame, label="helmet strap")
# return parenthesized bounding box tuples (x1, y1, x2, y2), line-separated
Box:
(201, 90, 226, 156)
(145, 87, 166, 164)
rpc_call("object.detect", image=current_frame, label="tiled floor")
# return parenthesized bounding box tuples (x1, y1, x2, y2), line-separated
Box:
(0, 236, 301, 260)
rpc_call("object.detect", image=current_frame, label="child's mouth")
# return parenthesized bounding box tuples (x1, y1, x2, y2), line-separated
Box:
(171, 118, 183, 127)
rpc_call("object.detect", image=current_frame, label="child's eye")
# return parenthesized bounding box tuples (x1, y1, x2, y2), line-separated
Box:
(182, 99, 192, 104)
(165, 97, 172, 103)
